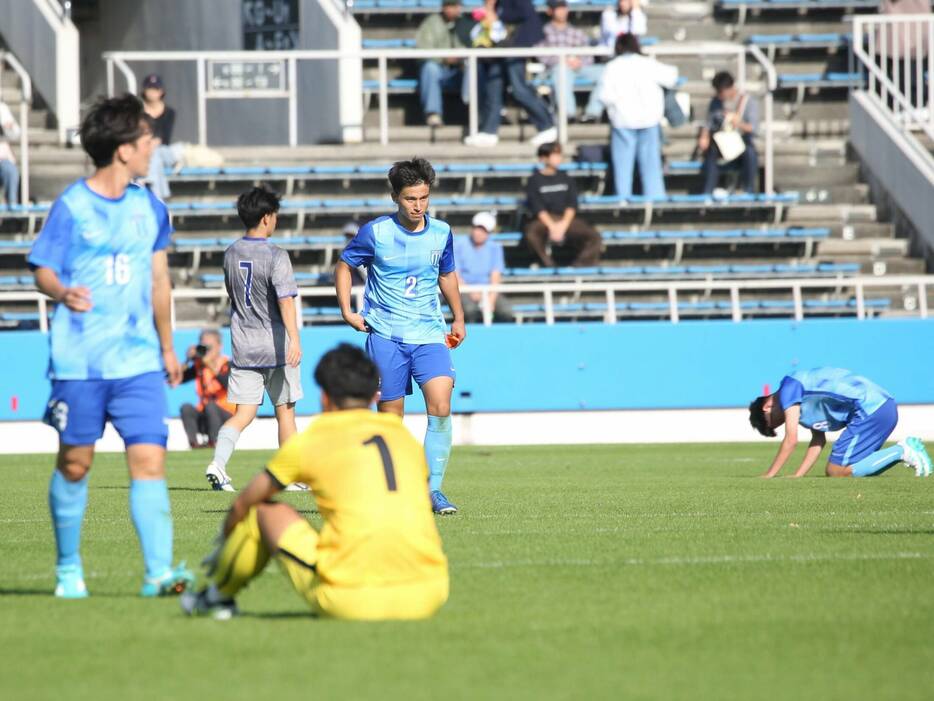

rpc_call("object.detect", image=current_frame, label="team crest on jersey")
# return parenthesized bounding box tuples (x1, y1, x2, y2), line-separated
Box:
(430, 249, 442, 266)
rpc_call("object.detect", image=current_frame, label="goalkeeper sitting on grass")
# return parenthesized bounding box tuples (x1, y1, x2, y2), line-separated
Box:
(182, 344, 449, 621)
(749, 367, 932, 479)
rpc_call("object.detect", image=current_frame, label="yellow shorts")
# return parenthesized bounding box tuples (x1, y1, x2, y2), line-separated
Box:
(276, 519, 449, 621)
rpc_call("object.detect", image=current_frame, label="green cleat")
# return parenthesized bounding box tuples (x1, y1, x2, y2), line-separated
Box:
(140, 561, 195, 597)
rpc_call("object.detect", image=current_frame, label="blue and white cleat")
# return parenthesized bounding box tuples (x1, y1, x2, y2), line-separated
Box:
(205, 461, 235, 492)
(140, 562, 195, 597)
(54, 564, 88, 599)
(908, 437, 933, 477)
(430, 490, 458, 515)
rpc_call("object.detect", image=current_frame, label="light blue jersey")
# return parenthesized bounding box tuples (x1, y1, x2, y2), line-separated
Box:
(341, 213, 455, 344)
(778, 367, 893, 432)
(28, 179, 172, 380)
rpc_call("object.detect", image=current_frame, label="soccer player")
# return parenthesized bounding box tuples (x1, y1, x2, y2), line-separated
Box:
(335, 158, 466, 514)
(181, 344, 449, 620)
(749, 367, 933, 478)
(204, 186, 304, 492)
(27, 94, 193, 598)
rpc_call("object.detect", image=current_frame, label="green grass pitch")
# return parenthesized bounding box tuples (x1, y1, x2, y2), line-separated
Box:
(1, 443, 933, 700)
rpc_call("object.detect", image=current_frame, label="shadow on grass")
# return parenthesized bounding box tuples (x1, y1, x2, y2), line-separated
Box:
(238, 610, 316, 620)
(0, 587, 137, 599)
(835, 528, 934, 535)
(200, 508, 319, 515)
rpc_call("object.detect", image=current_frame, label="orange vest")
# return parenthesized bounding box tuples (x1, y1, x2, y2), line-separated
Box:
(195, 357, 235, 414)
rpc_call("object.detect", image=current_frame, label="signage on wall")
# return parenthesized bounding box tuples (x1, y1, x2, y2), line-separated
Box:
(242, 0, 299, 51)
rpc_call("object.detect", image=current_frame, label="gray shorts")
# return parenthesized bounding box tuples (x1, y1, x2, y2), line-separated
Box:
(228, 365, 304, 406)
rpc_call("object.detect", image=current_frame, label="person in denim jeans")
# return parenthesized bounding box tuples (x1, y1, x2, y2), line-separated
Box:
(697, 71, 759, 195)
(594, 33, 677, 200)
(416, 0, 471, 126)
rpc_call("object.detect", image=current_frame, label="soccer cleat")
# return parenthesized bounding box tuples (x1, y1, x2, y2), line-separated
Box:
(205, 461, 235, 492)
(140, 562, 195, 597)
(54, 564, 89, 599)
(430, 490, 458, 515)
(284, 482, 310, 492)
(180, 587, 238, 621)
(907, 437, 933, 477)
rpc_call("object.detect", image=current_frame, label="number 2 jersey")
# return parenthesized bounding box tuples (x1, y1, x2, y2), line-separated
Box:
(265, 409, 448, 588)
(778, 367, 893, 432)
(27, 179, 172, 380)
(223, 237, 298, 368)
(340, 213, 455, 345)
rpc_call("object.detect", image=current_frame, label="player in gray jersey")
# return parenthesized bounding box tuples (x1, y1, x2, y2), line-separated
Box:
(205, 187, 304, 492)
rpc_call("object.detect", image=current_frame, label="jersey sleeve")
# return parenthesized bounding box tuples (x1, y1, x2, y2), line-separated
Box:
(265, 432, 306, 488)
(272, 249, 298, 299)
(27, 198, 74, 274)
(340, 222, 376, 268)
(777, 376, 804, 410)
(439, 229, 456, 274)
(146, 189, 173, 251)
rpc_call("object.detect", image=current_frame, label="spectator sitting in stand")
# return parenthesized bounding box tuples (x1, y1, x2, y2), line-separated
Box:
(698, 71, 759, 196)
(464, 0, 557, 147)
(524, 142, 601, 267)
(179, 329, 234, 448)
(0, 99, 22, 205)
(416, 0, 473, 127)
(599, 0, 647, 49)
(141, 74, 182, 200)
(537, 0, 604, 122)
(594, 33, 677, 200)
(455, 211, 513, 323)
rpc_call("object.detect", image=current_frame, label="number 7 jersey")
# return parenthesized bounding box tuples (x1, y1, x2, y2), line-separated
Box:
(27, 179, 172, 380)
(265, 409, 448, 588)
(340, 213, 455, 345)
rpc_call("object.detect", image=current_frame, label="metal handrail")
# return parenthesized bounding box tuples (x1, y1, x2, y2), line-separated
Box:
(4, 275, 930, 333)
(102, 42, 777, 191)
(0, 51, 31, 206)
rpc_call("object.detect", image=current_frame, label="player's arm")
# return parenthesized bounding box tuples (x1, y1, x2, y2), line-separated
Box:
(439, 270, 466, 345)
(762, 404, 801, 478)
(277, 295, 302, 367)
(222, 470, 281, 537)
(335, 260, 367, 332)
(152, 249, 182, 386)
(34, 267, 92, 312)
(791, 430, 826, 478)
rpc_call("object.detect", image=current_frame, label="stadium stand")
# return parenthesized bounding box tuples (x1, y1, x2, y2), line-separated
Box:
(1, 0, 930, 332)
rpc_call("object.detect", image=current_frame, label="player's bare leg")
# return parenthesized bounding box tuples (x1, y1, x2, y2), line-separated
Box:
(377, 397, 405, 417)
(422, 376, 456, 514)
(50, 444, 94, 598)
(274, 402, 297, 446)
(206, 404, 259, 492)
(825, 462, 852, 477)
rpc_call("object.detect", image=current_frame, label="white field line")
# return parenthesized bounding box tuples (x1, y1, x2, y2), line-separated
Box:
(3, 551, 932, 585)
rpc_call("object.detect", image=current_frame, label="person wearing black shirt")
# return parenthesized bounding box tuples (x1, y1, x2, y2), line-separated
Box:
(524, 142, 601, 267)
(142, 74, 179, 200)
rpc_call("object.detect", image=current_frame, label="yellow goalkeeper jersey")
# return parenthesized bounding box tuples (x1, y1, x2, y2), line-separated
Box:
(266, 409, 448, 588)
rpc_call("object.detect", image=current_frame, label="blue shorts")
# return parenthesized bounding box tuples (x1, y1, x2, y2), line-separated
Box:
(44, 371, 169, 447)
(365, 334, 456, 402)
(830, 398, 898, 466)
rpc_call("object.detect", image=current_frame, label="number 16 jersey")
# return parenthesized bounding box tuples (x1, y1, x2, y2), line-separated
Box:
(340, 214, 455, 345)
(27, 180, 172, 380)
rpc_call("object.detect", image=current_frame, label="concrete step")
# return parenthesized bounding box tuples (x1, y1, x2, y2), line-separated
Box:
(786, 203, 878, 223)
(816, 237, 909, 259)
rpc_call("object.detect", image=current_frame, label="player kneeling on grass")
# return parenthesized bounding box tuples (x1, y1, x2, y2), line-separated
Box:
(749, 367, 933, 478)
(182, 344, 449, 621)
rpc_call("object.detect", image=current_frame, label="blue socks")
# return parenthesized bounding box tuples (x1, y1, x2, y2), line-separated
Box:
(425, 415, 452, 492)
(129, 479, 173, 579)
(850, 445, 904, 477)
(49, 470, 89, 568)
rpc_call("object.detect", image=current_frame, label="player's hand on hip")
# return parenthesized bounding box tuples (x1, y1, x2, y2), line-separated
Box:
(163, 349, 183, 387)
(61, 286, 93, 312)
(344, 312, 369, 333)
(286, 343, 302, 368)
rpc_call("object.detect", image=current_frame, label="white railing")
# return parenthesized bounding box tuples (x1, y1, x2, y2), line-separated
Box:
(4, 275, 931, 333)
(103, 42, 777, 193)
(853, 14, 934, 142)
(0, 51, 31, 205)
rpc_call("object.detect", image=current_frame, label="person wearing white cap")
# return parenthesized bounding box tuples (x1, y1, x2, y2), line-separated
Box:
(454, 212, 513, 322)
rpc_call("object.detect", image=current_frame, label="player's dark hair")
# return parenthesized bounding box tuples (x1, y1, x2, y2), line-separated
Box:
(79, 94, 154, 169)
(614, 32, 642, 56)
(314, 343, 380, 408)
(748, 396, 776, 438)
(537, 142, 561, 159)
(237, 185, 281, 230)
(388, 158, 436, 194)
(200, 328, 222, 343)
(712, 71, 735, 92)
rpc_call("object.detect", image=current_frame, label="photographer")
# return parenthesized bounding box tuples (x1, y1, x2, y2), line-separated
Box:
(179, 329, 234, 448)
